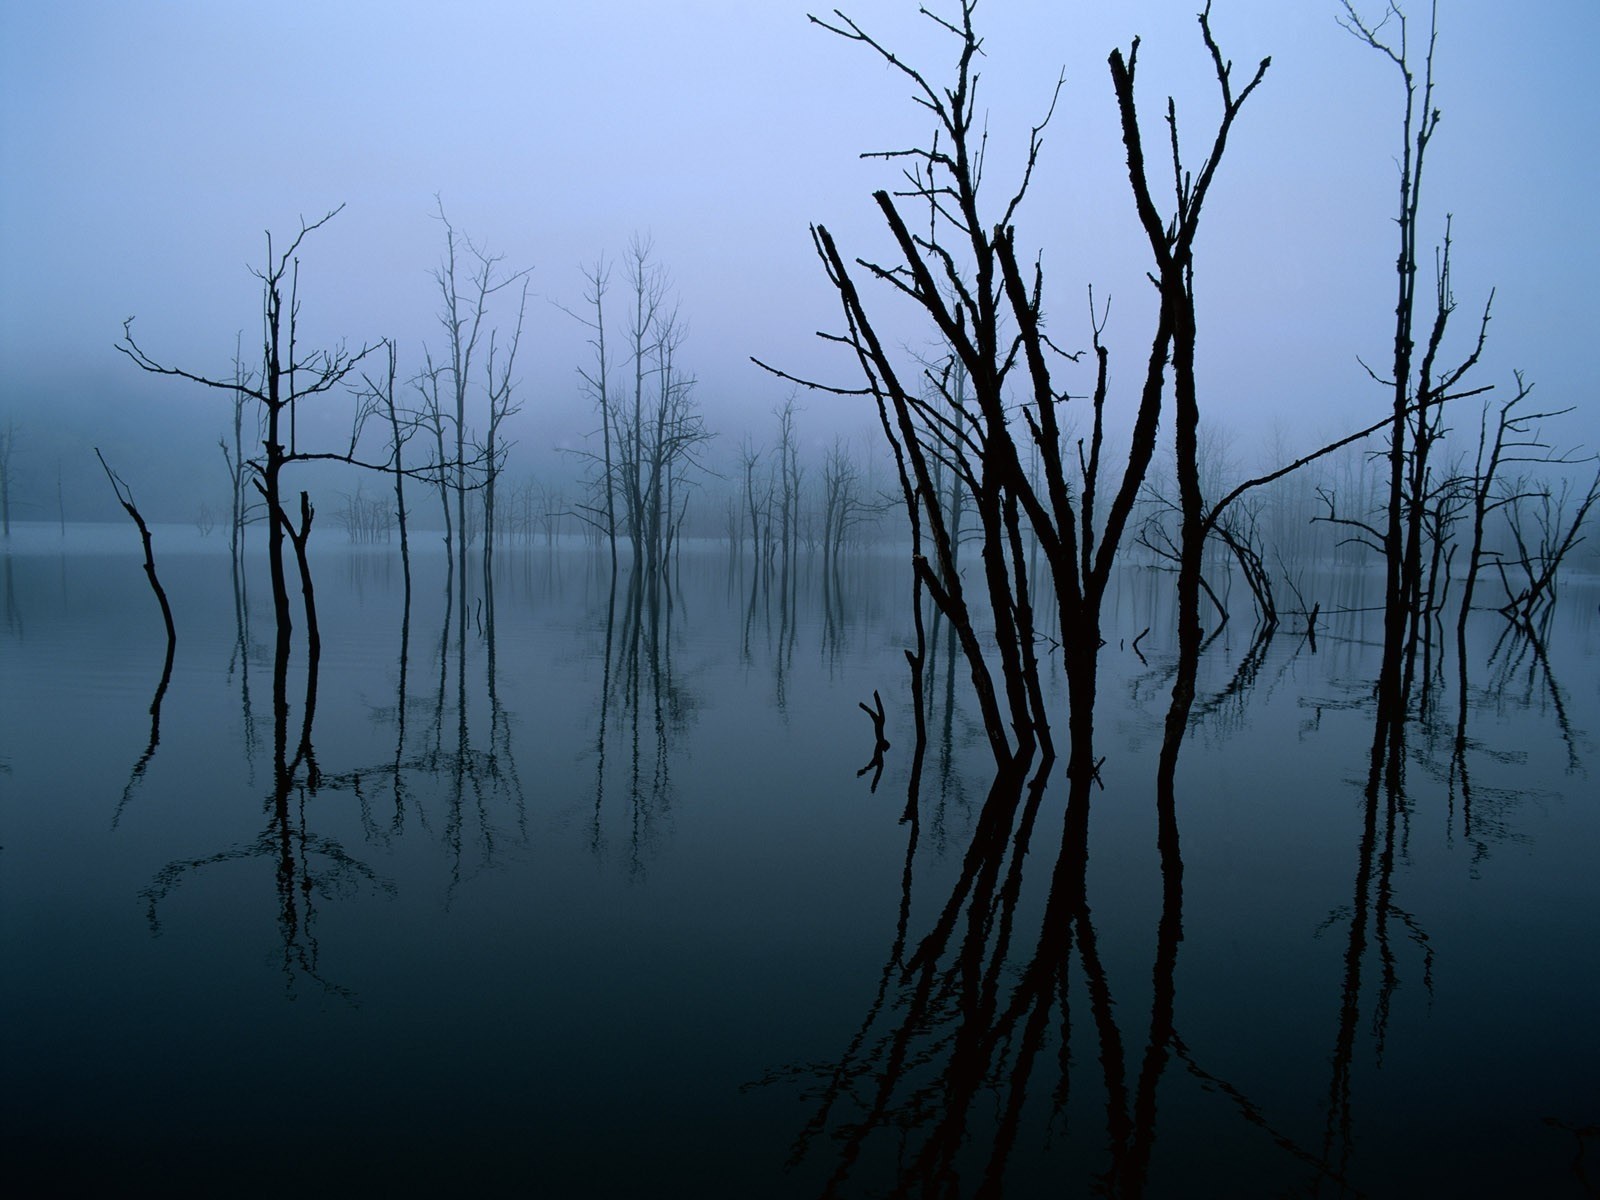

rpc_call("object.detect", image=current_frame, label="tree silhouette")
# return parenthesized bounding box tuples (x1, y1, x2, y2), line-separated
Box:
(116, 207, 379, 682)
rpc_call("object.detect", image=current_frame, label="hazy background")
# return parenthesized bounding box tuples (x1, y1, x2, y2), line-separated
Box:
(2, 0, 1595, 524)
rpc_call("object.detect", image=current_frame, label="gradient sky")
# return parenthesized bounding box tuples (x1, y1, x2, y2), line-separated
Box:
(2, 0, 1595, 519)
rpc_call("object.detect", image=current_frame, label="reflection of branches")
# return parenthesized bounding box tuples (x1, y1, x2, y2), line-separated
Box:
(1171, 1035, 1354, 1188)
(1188, 624, 1275, 729)
(1492, 616, 1583, 775)
(759, 769, 926, 1171)
(142, 810, 391, 1001)
(760, 743, 1250, 1197)
(99, 447, 179, 828)
(1318, 735, 1438, 1192)
(588, 570, 700, 875)
(140, 644, 390, 1000)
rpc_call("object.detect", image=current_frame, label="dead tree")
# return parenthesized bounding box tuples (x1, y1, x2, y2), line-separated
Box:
(412, 356, 452, 549)
(599, 240, 712, 580)
(774, 395, 803, 579)
(219, 336, 253, 571)
(1110, 7, 1270, 773)
(95, 448, 177, 652)
(1456, 379, 1593, 633)
(481, 278, 529, 585)
(359, 341, 414, 600)
(1497, 467, 1600, 622)
(0, 418, 15, 539)
(565, 256, 621, 574)
(426, 200, 530, 587)
(621, 235, 667, 567)
(820, 437, 864, 574)
(766, 4, 1269, 806)
(739, 435, 769, 569)
(116, 206, 378, 668)
(1339, 2, 1494, 770)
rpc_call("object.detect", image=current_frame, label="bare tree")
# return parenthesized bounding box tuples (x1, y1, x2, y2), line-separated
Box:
(1108, 7, 1272, 855)
(768, 3, 1268, 803)
(218, 335, 254, 570)
(773, 395, 803, 579)
(0, 418, 15, 539)
(426, 199, 531, 586)
(565, 256, 620, 573)
(738, 435, 769, 569)
(1496, 466, 1600, 622)
(116, 206, 378, 665)
(1338, 2, 1494, 770)
(1450, 378, 1595, 634)
(621, 235, 666, 565)
(481, 279, 530, 584)
(598, 237, 713, 578)
(414, 356, 453, 549)
(359, 340, 415, 599)
(95, 448, 176, 652)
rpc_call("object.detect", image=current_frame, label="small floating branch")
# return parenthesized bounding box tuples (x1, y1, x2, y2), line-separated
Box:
(857, 689, 891, 792)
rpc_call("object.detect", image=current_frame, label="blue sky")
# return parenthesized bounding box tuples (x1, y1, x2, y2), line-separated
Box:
(2, 1, 1595, 516)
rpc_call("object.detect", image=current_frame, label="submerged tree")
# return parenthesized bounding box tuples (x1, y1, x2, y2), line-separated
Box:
(584, 236, 713, 580)
(358, 340, 415, 600)
(770, 2, 1269, 806)
(567, 256, 621, 574)
(117, 207, 378, 670)
(422, 200, 531, 587)
(0, 418, 17, 539)
(1335, 2, 1497, 772)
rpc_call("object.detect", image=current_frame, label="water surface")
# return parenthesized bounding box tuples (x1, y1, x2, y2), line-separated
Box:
(2, 524, 1596, 1196)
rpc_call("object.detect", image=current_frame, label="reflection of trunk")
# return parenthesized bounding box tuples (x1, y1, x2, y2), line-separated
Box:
(793, 749, 1197, 1197)
(902, 569, 928, 822)
(1449, 621, 1478, 848)
(227, 552, 259, 776)
(390, 590, 410, 834)
(1321, 730, 1433, 1189)
(1121, 555, 1207, 1196)
(3, 555, 16, 634)
(592, 576, 618, 854)
(270, 597, 318, 984)
(1322, 759, 1383, 1185)
(113, 634, 175, 828)
(139, 571, 392, 1002)
(431, 560, 452, 764)
(278, 492, 320, 662)
(448, 516, 470, 889)
(0, 419, 14, 539)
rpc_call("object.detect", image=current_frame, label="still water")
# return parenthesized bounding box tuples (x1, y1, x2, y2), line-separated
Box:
(2, 524, 1596, 1196)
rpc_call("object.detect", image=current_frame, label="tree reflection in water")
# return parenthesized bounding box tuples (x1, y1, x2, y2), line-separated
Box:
(756, 562, 1596, 1197)
(591, 566, 701, 875)
(139, 593, 391, 1000)
(25, 539, 1586, 1193)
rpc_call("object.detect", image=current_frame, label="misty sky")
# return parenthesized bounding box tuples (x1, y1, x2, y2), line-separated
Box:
(2, 0, 1596, 521)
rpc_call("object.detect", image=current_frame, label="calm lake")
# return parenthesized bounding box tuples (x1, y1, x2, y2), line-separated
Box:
(2, 522, 1596, 1197)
